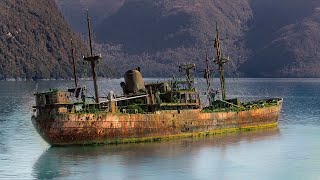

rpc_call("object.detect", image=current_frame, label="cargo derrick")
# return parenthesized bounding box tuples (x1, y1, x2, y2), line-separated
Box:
(202, 24, 244, 111)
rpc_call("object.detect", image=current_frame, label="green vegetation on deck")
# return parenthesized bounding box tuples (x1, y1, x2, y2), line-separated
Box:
(202, 99, 280, 113)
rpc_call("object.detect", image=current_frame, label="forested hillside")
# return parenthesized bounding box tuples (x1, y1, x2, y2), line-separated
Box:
(1, 0, 319, 80)
(0, 0, 90, 80)
(56, 0, 252, 77)
(57, 0, 320, 77)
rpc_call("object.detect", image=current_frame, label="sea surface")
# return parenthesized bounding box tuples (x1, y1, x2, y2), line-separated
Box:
(0, 78, 320, 180)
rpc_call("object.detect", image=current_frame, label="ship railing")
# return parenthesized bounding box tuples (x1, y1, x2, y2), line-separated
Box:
(118, 104, 149, 114)
(85, 94, 149, 103)
(242, 98, 283, 109)
(203, 98, 283, 113)
(113, 94, 148, 102)
(219, 99, 245, 110)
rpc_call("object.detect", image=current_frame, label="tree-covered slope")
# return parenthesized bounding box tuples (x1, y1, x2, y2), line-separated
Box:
(0, 0, 86, 80)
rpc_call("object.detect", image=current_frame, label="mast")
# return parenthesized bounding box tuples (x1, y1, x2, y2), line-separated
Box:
(71, 38, 78, 87)
(214, 23, 227, 101)
(179, 63, 196, 90)
(83, 10, 100, 104)
(204, 54, 212, 104)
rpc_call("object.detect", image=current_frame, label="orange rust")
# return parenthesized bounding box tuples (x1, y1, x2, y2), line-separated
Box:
(31, 101, 282, 146)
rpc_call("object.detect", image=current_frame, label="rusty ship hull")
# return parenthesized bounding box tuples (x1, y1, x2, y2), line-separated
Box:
(32, 19, 283, 146)
(32, 100, 282, 146)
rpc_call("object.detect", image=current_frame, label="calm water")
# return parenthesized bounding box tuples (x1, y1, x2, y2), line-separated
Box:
(0, 78, 320, 180)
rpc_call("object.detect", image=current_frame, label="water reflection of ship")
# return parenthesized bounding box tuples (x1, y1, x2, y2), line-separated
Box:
(32, 128, 280, 179)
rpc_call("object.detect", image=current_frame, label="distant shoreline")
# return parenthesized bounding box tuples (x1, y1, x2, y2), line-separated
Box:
(1, 77, 320, 82)
(0, 78, 92, 82)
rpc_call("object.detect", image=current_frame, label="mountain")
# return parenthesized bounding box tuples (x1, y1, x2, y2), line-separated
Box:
(56, 0, 320, 78)
(279, 10, 320, 77)
(55, 0, 125, 34)
(56, 0, 252, 77)
(0, 0, 93, 80)
(242, 0, 320, 77)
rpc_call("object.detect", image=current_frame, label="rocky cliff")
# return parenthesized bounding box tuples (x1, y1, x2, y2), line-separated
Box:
(0, 0, 87, 80)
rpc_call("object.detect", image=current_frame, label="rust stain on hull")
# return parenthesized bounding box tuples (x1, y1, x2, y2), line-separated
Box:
(32, 102, 282, 146)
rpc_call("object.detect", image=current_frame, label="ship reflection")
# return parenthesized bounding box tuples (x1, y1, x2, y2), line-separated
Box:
(32, 128, 280, 179)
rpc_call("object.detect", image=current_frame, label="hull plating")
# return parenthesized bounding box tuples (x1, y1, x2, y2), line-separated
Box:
(32, 102, 282, 146)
